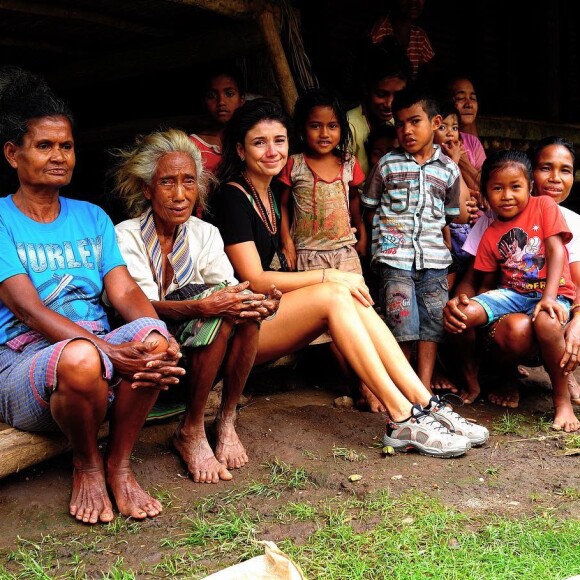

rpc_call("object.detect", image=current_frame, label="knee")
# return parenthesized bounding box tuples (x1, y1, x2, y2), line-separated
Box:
(58, 339, 104, 390)
(495, 314, 535, 355)
(533, 313, 563, 343)
(323, 281, 354, 307)
(143, 330, 169, 354)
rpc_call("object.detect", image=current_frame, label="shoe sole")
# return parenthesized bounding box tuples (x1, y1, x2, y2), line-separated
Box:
(382, 434, 470, 458)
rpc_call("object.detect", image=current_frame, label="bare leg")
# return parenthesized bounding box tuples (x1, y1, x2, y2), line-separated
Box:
(328, 341, 387, 413)
(448, 301, 489, 404)
(417, 340, 438, 390)
(106, 331, 169, 519)
(430, 348, 459, 393)
(214, 321, 259, 468)
(51, 340, 113, 524)
(173, 321, 233, 483)
(487, 314, 536, 408)
(534, 313, 580, 432)
(256, 283, 416, 421)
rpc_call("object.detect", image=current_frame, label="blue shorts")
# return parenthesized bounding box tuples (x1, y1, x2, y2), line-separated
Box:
(0, 317, 169, 432)
(472, 289, 572, 326)
(379, 264, 448, 343)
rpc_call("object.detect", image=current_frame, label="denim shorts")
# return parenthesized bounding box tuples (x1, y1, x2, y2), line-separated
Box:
(471, 288, 572, 326)
(379, 264, 448, 343)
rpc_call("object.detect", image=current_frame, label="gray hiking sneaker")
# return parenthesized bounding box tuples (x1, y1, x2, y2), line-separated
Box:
(427, 395, 489, 446)
(383, 404, 471, 458)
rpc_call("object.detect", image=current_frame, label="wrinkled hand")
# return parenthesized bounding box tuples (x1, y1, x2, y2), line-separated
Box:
(325, 268, 373, 307)
(532, 297, 568, 325)
(561, 315, 580, 373)
(107, 339, 185, 390)
(443, 294, 470, 333)
(258, 284, 283, 321)
(200, 281, 266, 320)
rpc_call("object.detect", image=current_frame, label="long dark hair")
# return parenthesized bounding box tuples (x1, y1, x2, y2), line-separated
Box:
(217, 97, 291, 184)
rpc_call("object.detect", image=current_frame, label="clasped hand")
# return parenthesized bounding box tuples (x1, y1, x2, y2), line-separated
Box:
(202, 281, 282, 322)
(108, 334, 185, 390)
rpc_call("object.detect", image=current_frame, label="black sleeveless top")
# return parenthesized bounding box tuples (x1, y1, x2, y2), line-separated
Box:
(215, 176, 282, 274)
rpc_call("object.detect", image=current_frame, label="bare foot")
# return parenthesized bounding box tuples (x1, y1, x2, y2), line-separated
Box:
(552, 405, 580, 432)
(431, 368, 458, 394)
(214, 419, 249, 469)
(70, 465, 114, 524)
(568, 373, 580, 405)
(172, 429, 232, 483)
(459, 387, 480, 405)
(487, 380, 520, 408)
(106, 465, 162, 519)
(357, 383, 387, 413)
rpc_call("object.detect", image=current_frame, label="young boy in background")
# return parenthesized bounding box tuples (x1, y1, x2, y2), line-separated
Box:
(363, 85, 468, 389)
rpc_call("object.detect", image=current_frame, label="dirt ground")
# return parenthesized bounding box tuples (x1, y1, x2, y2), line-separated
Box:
(0, 348, 579, 576)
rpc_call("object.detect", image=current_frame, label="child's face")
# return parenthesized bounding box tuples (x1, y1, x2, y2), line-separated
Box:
(485, 163, 531, 220)
(369, 135, 398, 166)
(366, 77, 407, 124)
(434, 114, 459, 146)
(451, 78, 478, 127)
(394, 103, 440, 156)
(304, 106, 340, 157)
(533, 144, 575, 204)
(204, 74, 245, 125)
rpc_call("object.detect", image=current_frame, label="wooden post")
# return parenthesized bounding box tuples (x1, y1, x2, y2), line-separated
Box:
(257, 9, 298, 115)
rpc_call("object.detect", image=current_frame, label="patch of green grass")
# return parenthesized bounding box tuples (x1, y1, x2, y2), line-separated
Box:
(3, 488, 580, 579)
(151, 552, 208, 578)
(492, 412, 527, 435)
(103, 516, 140, 536)
(555, 487, 580, 501)
(302, 449, 319, 460)
(332, 445, 367, 462)
(151, 486, 178, 508)
(264, 458, 314, 490)
(564, 433, 580, 449)
(101, 557, 136, 579)
(278, 491, 580, 579)
(277, 502, 318, 522)
(536, 416, 553, 433)
(484, 466, 500, 477)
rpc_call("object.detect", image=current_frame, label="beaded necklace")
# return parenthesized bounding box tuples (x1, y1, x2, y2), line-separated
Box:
(242, 172, 277, 235)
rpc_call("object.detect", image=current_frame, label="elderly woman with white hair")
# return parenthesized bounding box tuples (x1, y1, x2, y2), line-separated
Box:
(109, 129, 281, 484)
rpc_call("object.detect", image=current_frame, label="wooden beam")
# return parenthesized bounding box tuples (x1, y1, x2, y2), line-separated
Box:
(166, 0, 269, 19)
(0, 0, 172, 37)
(46, 23, 262, 90)
(0, 423, 109, 480)
(256, 10, 298, 114)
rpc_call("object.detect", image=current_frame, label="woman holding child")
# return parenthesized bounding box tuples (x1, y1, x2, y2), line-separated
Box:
(212, 97, 488, 459)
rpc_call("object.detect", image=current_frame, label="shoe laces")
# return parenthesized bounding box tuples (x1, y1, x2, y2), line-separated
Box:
(411, 404, 452, 434)
(430, 395, 470, 427)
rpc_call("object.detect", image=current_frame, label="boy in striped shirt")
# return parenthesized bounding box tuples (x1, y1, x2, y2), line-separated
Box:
(363, 85, 464, 390)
